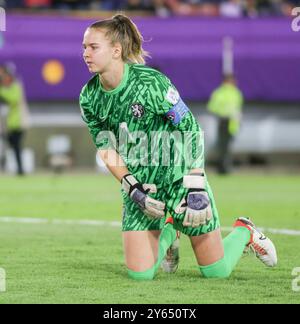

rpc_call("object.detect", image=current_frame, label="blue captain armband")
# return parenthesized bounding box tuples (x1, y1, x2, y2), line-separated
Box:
(165, 98, 190, 125)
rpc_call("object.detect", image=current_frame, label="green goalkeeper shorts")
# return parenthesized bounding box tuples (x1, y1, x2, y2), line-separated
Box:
(121, 178, 220, 237)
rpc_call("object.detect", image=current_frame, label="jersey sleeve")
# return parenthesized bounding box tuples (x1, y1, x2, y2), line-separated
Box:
(79, 85, 115, 150)
(147, 72, 204, 170)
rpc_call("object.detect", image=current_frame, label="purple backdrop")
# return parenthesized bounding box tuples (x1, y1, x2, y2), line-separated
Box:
(0, 15, 299, 102)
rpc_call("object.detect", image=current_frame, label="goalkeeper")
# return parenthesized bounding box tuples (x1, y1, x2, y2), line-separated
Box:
(80, 14, 277, 280)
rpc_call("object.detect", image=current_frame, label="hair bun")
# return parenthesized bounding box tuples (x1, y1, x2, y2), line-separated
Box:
(113, 14, 128, 25)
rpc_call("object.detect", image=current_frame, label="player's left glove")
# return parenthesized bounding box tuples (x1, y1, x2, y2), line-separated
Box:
(175, 171, 213, 227)
(121, 174, 166, 219)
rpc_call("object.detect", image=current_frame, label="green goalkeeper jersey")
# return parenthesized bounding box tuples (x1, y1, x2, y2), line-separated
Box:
(79, 63, 204, 188)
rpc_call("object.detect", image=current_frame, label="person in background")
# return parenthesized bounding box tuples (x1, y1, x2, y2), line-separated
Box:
(0, 64, 30, 175)
(207, 74, 244, 174)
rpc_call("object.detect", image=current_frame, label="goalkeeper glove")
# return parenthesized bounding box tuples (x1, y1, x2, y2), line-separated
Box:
(121, 174, 166, 219)
(175, 171, 213, 228)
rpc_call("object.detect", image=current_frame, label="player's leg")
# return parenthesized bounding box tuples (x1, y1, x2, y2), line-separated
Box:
(191, 226, 250, 278)
(161, 182, 193, 274)
(123, 230, 160, 277)
(190, 228, 224, 265)
(122, 197, 176, 280)
(190, 183, 277, 277)
(191, 217, 277, 278)
(191, 181, 251, 278)
(170, 180, 251, 278)
(160, 225, 180, 273)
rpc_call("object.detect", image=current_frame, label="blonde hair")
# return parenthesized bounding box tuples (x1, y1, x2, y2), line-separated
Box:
(89, 14, 149, 65)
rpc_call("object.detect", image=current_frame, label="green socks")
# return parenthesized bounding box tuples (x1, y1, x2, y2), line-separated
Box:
(127, 267, 156, 281)
(154, 222, 177, 272)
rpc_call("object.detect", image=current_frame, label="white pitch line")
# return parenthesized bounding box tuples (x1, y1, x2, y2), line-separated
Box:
(0, 217, 49, 224)
(0, 217, 300, 236)
(0, 216, 121, 227)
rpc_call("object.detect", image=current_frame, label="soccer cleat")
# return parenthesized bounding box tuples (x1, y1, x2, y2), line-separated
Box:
(161, 231, 180, 273)
(234, 217, 277, 267)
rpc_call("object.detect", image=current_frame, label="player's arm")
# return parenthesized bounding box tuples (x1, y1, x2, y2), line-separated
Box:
(148, 73, 204, 170)
(149, 74, 211, 227)
(98, 149, 128, 182)
(80, 84, 166, 220)
(99, 149, 165, 219)
(172, 112, 212, 227)
(169, 113, 212, 227)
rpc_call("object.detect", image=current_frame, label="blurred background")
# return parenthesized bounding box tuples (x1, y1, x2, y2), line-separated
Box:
(0, 0, 299, 175)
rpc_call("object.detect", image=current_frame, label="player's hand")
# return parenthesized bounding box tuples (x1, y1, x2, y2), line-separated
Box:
(121, 174, 166, 219)
(183, 190, 212, 227)
(175, 171, 212, 227)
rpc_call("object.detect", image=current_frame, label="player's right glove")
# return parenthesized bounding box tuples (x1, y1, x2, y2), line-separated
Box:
(121, 174, 166, 219)
(175, 170, 213, 227)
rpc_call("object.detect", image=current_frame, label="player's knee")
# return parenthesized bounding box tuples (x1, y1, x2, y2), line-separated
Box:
(199, 258, 232, 279)
(127, 267, 156, 281)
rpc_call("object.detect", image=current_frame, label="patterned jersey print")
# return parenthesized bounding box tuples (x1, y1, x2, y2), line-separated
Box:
(80, 64, 204, 188)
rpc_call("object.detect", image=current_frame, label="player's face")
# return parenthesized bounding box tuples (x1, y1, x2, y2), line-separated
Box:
(82, 28, 117, 74)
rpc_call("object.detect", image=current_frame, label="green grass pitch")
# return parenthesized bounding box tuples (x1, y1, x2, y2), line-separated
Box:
(0, 173, 299, 304)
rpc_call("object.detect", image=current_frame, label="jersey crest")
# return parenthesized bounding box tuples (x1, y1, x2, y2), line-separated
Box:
(131, 103, 145, 119)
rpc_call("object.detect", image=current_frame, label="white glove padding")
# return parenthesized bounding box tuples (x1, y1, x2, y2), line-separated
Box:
(175, 171, 213, 227)
(121, 174, 166, 219)
(182, 191, 212, 227)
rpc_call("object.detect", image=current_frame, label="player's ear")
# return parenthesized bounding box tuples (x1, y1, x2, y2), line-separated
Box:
(112, 42, 122, 60)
